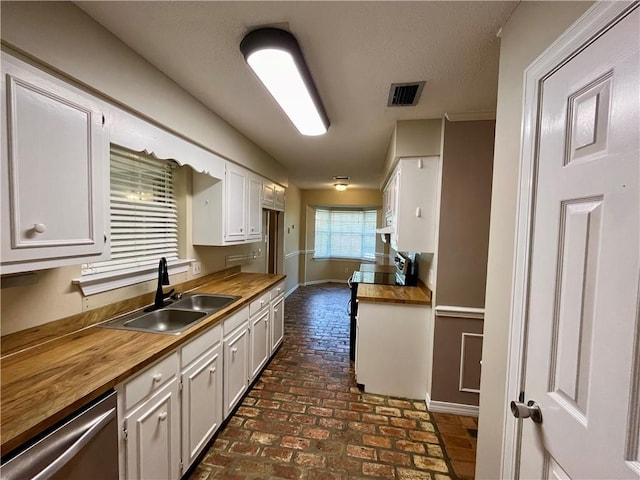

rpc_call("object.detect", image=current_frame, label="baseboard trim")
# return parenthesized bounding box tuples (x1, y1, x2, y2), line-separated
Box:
(302, 279, 348, 286)
(426, 393, 479, 417)
(285, 284, 299, 298)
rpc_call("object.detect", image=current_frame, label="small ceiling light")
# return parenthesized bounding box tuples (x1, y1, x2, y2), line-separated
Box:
(240, 28, 330, 136)
(334, 183, 348, 191)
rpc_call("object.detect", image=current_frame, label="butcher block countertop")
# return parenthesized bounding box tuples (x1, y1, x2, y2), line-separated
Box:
(0, 271, 285, 456)
(357, 281, 432, 305)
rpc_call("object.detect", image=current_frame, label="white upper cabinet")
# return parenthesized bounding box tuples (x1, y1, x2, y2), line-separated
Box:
(193, 162, 263, 246)
(261, 180, 285, 211)
(247, 174, 263, 241)
(384, 157, 439, 253)
(225, 163, 247, 242)
(0, 53, 109, 274)
(274, 185, 285, 211)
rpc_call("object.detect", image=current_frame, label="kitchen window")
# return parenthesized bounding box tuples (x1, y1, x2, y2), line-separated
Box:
(314, 208, 377, 261)
(75, 147, 190, 295)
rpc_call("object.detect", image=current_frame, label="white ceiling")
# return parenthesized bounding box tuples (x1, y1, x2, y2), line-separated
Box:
(76, 1, 517, 189)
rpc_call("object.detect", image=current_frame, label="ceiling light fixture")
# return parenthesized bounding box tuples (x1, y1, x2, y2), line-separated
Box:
(334, 183, 348, 191)
(240, 28, 330, 136)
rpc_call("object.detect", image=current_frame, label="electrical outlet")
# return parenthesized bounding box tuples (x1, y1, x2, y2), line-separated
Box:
(192, 262, 201, 275)
(344, 267, 349, 273)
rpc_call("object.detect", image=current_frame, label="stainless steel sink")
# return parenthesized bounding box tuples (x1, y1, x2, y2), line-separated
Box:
(123, 309, 208, 334)
(99, 293, 240, 335)
(100, 308, 207, 335)
(171, 294, 240, 312)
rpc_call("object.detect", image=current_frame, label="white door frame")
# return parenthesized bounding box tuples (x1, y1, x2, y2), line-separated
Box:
(502, 2, 639, 478)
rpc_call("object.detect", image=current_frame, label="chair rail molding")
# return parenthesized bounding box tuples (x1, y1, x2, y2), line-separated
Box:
(434, 305, 485, 320)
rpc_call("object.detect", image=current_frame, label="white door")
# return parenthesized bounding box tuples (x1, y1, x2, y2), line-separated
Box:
(515, 5, 639, 479)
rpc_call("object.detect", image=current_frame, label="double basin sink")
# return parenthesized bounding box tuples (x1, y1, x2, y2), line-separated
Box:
(100, 293, 241, 335)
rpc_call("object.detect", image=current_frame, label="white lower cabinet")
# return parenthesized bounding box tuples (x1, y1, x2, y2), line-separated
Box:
(124, 382, 180, 480)
(223, 307, 250, 418)
(355, 301, 431, 400)
(117, 287, 286, 479)
(248, 291, 271, 383)
(250, 308, 270, 382)
(181, 325, 223, 471)
(119, 353, 181, 480)
(270, 292, 284, 353)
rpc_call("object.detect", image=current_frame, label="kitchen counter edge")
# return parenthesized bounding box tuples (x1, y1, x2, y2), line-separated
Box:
(356, 282, 432, 305)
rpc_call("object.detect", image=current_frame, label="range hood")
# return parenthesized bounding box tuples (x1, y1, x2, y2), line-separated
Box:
(376, 226, 394, 235)
(376, 225, 394, 244)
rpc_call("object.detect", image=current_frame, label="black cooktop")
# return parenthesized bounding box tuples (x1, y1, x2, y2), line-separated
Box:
(351, 271, 397, 285)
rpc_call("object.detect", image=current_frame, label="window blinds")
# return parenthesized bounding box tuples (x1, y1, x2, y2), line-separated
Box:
(82, 148, 178, 275)
(314, 208, 377, 260)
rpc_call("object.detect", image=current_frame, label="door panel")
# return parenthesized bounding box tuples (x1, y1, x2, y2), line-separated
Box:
(223, 325, 249, 418)
(182, 349, 222, 468)
(520, 6, 639, 479)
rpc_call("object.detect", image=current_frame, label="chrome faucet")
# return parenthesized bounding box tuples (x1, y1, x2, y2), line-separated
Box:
(152, 257, 174, 310)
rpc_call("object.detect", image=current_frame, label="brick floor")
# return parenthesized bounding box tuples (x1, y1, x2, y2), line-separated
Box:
(188, 283, 475, 479)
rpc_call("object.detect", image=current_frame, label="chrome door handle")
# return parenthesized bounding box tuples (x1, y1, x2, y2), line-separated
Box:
(510, 400, 543, 424)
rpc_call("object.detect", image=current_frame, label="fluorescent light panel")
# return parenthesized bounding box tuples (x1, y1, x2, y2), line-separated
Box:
(241, 28, 329, 136)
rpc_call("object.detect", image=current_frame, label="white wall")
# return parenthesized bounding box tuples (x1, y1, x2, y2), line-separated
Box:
(283, 184, 302, 294)
(475, 2, 593, 478)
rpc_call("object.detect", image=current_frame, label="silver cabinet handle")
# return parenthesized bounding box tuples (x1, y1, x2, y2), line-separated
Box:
(152, 373, 163, 383)
(32, 407, 116, 480)
(33, 223, 46, 234)
(158, 411, 168, 421)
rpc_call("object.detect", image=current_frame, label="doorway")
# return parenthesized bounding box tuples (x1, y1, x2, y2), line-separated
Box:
(265, 210, 280, 274)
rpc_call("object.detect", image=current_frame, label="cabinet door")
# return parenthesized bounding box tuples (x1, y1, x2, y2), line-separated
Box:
(247, 175, 263, 241)
(271, 296, 285, 352)
(124, 379, 180, 480)
(262, 181, 275, 208)
(223, 324, 249, 418)
(250, 308, 270, 381)
(182, 345, 222, 469)
(274, 186, 286, 211)
(1, 54, 108, 273)
(393, 158, 439, 253)
(225, 164, 246, 241)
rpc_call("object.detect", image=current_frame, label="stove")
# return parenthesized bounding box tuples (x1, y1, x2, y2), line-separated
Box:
(347, 254, 419, 361)
(351, 271, 396, 285)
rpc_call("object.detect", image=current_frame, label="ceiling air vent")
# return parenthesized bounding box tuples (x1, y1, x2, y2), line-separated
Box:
(387, 81, 425, 107)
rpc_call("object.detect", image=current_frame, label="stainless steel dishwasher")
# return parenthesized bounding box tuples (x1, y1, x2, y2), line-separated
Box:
(1, 390, 118, 480)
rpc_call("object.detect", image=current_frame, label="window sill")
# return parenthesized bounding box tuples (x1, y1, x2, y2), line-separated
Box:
(73, 259, 193, 296)
(312, 256, 376, 263)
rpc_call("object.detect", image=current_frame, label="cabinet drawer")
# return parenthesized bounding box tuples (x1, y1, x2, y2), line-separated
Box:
(181, 323, 222, 368)
(249, 292, 270, 317)
(271, 282, 285, 301)
(124, 352, 179, 411)
(223, 306, 249, 336)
